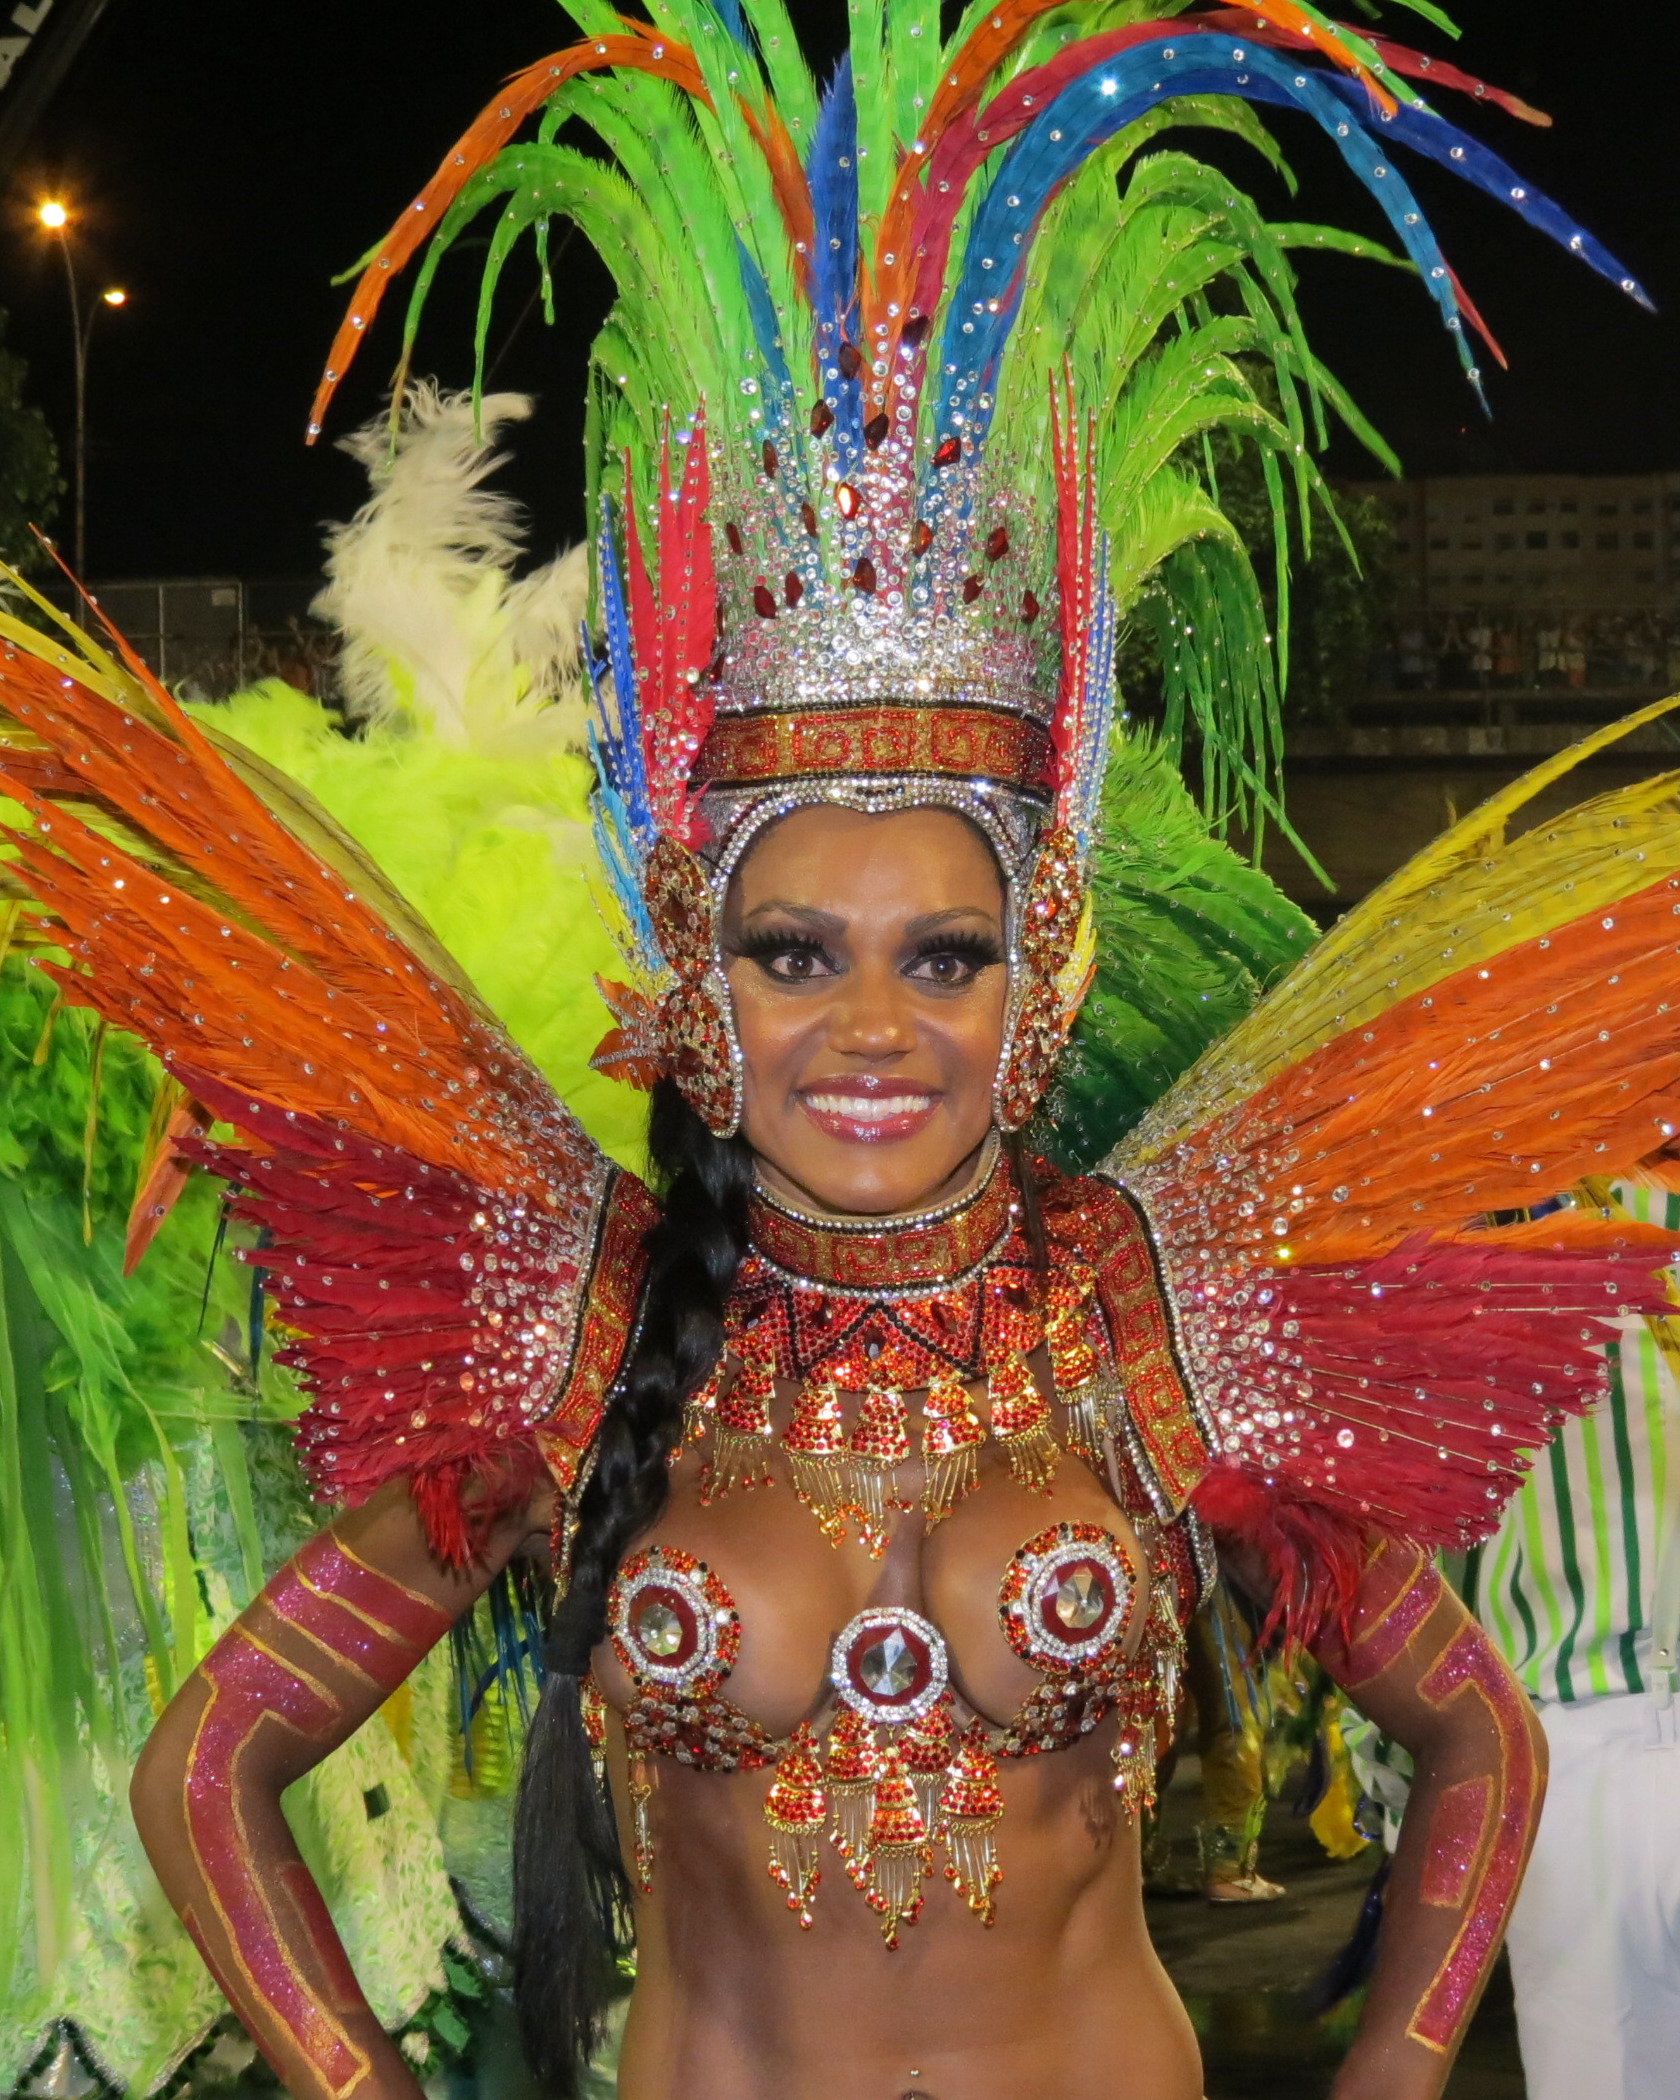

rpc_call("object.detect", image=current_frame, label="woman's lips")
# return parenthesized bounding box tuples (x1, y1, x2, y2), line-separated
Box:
(794, 1081, 941, 1145)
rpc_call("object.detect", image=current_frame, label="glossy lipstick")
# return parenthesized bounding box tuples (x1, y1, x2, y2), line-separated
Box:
(794, 1074, 940, 1145)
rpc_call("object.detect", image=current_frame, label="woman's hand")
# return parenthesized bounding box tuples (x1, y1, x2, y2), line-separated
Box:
(130, 1475, 550, 2100)
(1308, 1539, 1547, 2100)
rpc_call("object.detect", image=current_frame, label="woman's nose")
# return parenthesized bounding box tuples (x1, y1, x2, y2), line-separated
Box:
(825, 961, 915, 1057)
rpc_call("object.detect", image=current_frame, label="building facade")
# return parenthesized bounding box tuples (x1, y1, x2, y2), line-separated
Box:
(1340, 473, 1680, 697)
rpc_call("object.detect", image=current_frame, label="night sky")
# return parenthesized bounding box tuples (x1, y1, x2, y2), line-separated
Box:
(0, 0, 1673, 584)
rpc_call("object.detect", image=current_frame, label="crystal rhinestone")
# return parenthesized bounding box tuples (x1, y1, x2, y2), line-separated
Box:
(858, 1630, 918, 1696)
(635, 1599, 684, 1658)
(1053, 1566, 1106, 1631)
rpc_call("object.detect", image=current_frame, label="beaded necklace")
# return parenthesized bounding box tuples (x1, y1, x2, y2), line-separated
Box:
(685, 1142, 1116, 1550)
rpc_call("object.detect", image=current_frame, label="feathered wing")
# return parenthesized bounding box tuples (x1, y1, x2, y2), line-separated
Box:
(0, 395, 658, 2080)
(0, 581, 638, 1566)
(1100, 706, 1680, 1634)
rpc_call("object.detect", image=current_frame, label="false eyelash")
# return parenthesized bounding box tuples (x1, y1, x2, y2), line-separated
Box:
(730, 926, 831, 963)
(909, 930, 1003, 967)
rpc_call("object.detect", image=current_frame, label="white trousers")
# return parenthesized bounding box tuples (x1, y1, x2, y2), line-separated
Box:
(1505, 1690, 1680, 2100)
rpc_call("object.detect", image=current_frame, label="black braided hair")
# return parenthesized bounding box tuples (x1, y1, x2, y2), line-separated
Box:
(512, 1077, 751, 2095)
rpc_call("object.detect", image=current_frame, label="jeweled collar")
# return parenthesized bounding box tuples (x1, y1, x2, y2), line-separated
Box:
(746, 1135, 1013, 1298)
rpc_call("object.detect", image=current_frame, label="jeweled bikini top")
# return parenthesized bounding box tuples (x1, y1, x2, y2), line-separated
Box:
(587, 1148, 1213, 1944)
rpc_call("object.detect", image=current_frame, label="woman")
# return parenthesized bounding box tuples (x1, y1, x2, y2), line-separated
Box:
(121, 790, 1570, 2100)
(2, 5, 1667, 2097)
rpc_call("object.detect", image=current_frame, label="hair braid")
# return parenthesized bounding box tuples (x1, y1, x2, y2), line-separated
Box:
(512, 1078, 751, 2095)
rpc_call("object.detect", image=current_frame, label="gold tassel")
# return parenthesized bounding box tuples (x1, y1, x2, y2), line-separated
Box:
(865, 1742, 927, 1948)
(987, 1351, 1061, 1494)
(701, 1345, 776, 1502)
(629, 1753, 656, 1893)
(1060, 1375, 1104, 1470)
(764, 1724, 826, 1928)
(1046, 1265, 1106, 1468)
(782, 1378, 851, 1542)
(1110, 1709, 1161, 1822)
(581, 1677, 609, 1791)
(941, 1721, 1005, 1925)
(921, 1375, 985, 1527)
(681, 1358, 726, 1449)
(847, 1385, 910, 1551)
(903, 1694, 955, 1837)
(824, 1708, 879, 1891)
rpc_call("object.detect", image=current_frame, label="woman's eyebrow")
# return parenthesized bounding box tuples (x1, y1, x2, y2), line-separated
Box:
(738, 900, 846, 934)
(903, 907, 1002, 938)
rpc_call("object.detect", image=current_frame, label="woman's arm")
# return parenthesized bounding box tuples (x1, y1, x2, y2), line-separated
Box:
(1308, 1537, 1547, 2100)
(131, 1476, 550, 2100)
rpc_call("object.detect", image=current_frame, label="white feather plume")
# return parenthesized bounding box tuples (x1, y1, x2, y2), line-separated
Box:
(312, 382, 589, 758)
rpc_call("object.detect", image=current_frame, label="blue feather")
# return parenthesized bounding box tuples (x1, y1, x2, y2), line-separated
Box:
(594, 496, 649, 833)
(806, 55, 863, 468)
(735, 232, 796, 434)
(1323, 79, 1651, 309)
(936, 40, 1480, 441)
(931, 30, 1641, 449)
(711, 0, 753, 55)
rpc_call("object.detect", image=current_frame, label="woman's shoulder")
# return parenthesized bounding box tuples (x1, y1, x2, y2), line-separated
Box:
(1037, 1165, 1213, 1523)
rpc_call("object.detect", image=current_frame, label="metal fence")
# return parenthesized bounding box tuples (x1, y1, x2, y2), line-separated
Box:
(35, 577, 337, 698)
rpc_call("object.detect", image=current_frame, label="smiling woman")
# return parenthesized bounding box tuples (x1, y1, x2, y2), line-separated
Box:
(0, 3, 1670, 2099)
(725, 807, 1009, 1215)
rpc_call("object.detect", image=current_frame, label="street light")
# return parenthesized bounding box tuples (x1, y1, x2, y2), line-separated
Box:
(35, 197, 126, 577)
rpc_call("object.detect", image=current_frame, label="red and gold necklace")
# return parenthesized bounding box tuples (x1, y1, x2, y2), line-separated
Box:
(684, 1142, 1115, 1550)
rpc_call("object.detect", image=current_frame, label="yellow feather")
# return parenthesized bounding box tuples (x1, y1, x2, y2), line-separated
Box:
(1118, 695, 1680, 1167)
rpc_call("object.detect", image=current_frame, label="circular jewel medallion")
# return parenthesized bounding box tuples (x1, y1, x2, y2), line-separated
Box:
(830, 1606, 948, 1727)
(610, 1546, 739, 1695)
(999, 1522, 1137, 1672)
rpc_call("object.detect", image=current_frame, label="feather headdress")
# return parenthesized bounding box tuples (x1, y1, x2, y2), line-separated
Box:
(311, 0, 1644, 1125)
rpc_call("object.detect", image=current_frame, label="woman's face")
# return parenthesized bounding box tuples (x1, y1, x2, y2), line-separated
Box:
(722, 803, 1009, 1217)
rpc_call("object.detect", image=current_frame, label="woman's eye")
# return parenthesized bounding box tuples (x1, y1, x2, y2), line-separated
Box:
(761, 946, 832, 982)
(906, 949, 991, 987)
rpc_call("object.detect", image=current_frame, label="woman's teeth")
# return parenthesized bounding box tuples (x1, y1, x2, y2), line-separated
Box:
(802, 1093, 933, 1121)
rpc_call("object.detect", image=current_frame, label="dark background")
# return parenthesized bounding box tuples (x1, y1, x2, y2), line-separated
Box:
(0, 0, 1672, 582)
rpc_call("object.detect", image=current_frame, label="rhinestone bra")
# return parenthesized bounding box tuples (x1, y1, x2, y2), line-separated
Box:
(595, 1518, 1197, 1943)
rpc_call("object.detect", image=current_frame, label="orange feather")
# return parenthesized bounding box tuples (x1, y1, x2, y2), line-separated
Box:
(309, 34, 713, 442)
(1145, 869, 1680, 1274)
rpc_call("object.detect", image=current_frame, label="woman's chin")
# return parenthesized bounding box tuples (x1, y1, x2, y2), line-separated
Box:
(756, 1126, 989, 1219)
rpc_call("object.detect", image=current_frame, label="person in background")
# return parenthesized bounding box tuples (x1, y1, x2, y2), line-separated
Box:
(1461, 1173, 1680, 2100)
(1349, 1172, 1680, 2100)
(1183, 1599, 1287, 1903)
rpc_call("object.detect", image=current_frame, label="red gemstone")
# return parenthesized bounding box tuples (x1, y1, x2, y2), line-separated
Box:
(835, 482, 862, 520)
(784, 570, 804, 607)
(801, 502, 818, 537)
(962, 575, 983, 603)
(911, 519, 934, 556)
(837, 340, 864, 380)
(934, 435, 962, 467)
(810, 399, 835, 436)
(1021, 588, 1040, 624)
(762, 439, 779, 478)
(852, 557, 877, 594)
(901, 312, 931, 348)
(864, 411, 890, 449)
(985, 525, 1010, 562)
(753, 581, 777, 618)
(725, 520, 744, 556)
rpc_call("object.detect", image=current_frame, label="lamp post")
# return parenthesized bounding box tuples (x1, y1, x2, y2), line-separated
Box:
(36, 199, 126, 578)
